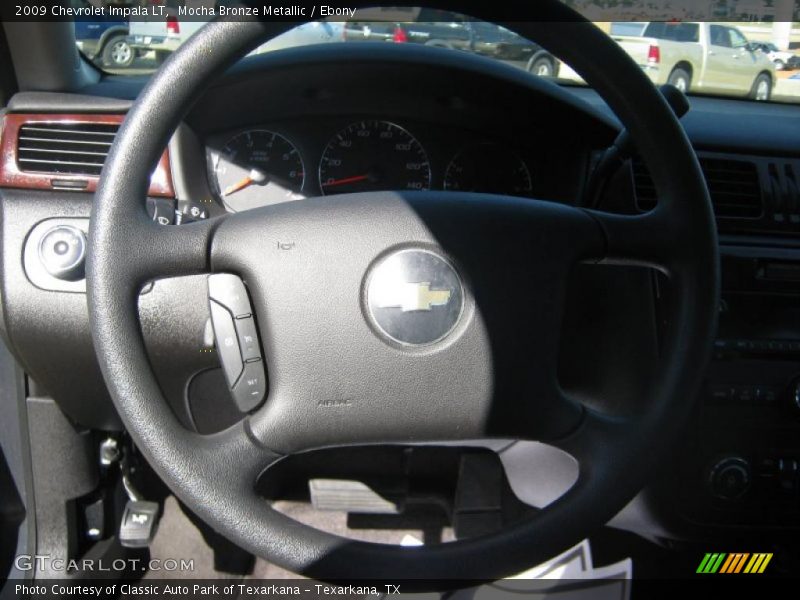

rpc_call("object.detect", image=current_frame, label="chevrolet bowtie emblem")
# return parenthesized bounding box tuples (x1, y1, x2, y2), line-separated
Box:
(366, 249, 464, 346)
(374, 282, 452, 312)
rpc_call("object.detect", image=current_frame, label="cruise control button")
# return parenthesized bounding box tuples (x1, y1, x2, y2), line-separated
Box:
(234, 316, 261, 361)
(208, 273, 253, 318)
(209, 300, 243, 387)
(232, 360, 266, 412)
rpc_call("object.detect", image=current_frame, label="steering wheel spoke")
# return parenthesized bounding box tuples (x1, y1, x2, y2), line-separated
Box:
(89, 205, 219, 289)
(146, 217, 218, 279)
(197, 421, 281, 485)
(549, 406, 630, 464)
(134, 216, 217, 282)
(582, 207, 680, 272)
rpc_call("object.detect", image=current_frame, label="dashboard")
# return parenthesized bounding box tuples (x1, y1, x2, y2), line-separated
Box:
(206, 117, 545, 211)
(173, 45, 617, 218)
(0, 44, 616, 426)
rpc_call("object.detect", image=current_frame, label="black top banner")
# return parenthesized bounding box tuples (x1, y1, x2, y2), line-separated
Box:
(1, 0, 799, 23)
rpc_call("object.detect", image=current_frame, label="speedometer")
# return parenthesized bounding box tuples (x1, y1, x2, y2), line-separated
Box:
(211, 129, 305, 212)
(318, 121, 431, 195)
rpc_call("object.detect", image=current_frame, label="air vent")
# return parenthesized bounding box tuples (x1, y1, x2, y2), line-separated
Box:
(16, 122, 119, 176)
(633, 157, 763, 219)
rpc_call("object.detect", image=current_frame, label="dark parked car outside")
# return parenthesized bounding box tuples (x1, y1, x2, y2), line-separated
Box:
(344, 11, 560, 77)
(72, 0, 134, 69)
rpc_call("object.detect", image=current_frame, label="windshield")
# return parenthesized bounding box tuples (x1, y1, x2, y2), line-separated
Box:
(74, 1, 800, 104)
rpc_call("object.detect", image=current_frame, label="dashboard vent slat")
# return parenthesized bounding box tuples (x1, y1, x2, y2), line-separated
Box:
(16, 122, 120, 176)
(18, 147, 110, 158)
(18, 136, 113, 147)
(21, 126, 116, 138)
(632, 157, 763, 219)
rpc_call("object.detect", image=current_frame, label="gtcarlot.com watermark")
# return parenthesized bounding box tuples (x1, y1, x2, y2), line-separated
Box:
(15, 554, 194, 573)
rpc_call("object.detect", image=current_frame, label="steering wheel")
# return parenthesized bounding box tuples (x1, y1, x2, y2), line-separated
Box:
(88, 0, 718, 581)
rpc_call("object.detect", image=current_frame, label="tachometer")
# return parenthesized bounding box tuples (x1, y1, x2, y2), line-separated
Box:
(211, 129, 305, 212)
(444, 143, 532, 197)
(318, 121, 431, 195)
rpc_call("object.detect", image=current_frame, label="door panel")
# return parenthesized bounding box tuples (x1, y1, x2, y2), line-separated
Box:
(705, 24, 737, 92)
(727, 27, 759, 89)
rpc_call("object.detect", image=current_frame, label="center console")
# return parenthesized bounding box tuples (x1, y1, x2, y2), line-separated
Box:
(671, 246, 800, 530)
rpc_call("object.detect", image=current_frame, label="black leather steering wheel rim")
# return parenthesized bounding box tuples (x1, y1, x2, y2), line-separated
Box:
(88, 0, 719, 581)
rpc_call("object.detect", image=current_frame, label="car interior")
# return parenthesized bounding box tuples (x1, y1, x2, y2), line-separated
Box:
(1, 0, 800, 594)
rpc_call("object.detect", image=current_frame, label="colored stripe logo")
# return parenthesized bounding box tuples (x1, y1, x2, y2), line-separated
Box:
(697, 553, 772, 574)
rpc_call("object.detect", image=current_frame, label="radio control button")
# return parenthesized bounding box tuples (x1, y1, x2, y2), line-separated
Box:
(756, 458, 778, 478)
(793, 380, 800, 412)
(709, 457, 751, 500)
(708, 385, 732, 403)
(755, 387, 777, 404)
(778, 459, 799, 494)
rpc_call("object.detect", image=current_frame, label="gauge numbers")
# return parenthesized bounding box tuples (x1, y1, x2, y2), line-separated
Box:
(212, 129, 305, 212)
(319, 121, 431, 195)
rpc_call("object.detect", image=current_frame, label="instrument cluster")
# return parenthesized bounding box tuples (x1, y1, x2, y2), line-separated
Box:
(206, 118, 536, 213)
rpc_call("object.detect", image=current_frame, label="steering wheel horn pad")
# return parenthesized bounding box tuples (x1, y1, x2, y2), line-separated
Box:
(88, 0, 719, 581)
(212, 192, 599, 453)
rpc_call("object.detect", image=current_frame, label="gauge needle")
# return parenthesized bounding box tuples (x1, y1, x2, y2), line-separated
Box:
(321, 174, 371, 188)
(222, 169, 267, 196)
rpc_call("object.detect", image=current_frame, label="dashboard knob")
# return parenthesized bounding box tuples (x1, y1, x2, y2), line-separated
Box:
(38, 225, 87, 281)
(708, 457, 751, 500)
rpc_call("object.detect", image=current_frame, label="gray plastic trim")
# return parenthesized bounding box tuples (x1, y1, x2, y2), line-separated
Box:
(6, 91, 132, 113)
(0, 340, 35, 583)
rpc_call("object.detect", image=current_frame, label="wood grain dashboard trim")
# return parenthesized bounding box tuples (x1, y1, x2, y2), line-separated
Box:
(0, 113, 174, 198)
